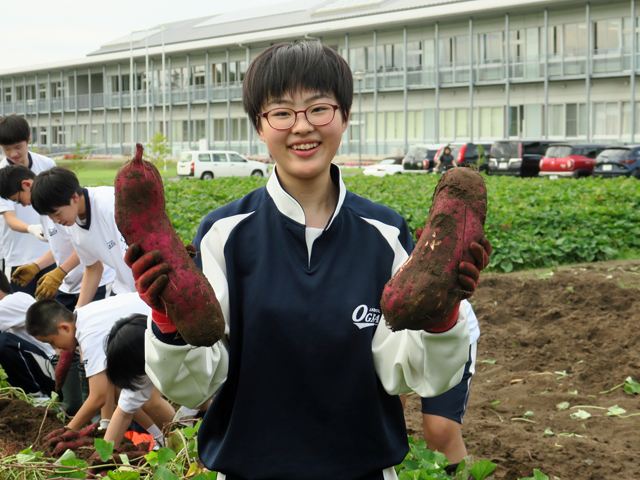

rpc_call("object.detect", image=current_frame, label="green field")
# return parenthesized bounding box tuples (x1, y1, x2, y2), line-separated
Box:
(56, 160, 178, 185)
(160, 174, 640, 273)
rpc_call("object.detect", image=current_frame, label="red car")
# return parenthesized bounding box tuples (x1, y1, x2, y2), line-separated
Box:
(539, 144, 609, 178)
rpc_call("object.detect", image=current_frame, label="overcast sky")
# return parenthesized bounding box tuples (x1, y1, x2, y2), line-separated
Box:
(1, 0, 289, 70)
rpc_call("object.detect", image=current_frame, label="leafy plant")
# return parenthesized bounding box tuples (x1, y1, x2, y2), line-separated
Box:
(146, 132, 172, 168)
(68, 141, 93, 173)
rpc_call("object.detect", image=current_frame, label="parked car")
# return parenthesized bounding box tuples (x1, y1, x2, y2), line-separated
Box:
(402, 144, 445, 170)
(486, 140, 554, 177)
(592, 146, 640, 179)
(539, 144, 609, 178)
(444, 142, 491, 166)
(363, 157, 405, 176)
(177, 150, 269, 179)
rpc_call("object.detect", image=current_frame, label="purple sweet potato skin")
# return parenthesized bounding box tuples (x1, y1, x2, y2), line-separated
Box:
(380, 167, 487, 331)
(115, 144, 225, 346)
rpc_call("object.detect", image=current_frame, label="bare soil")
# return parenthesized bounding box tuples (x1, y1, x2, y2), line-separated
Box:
(2, 259, 640, 479)
(405, 259, 640, 479)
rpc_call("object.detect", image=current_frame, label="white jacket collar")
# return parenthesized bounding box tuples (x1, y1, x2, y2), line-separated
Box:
(266, 163, 347, 230)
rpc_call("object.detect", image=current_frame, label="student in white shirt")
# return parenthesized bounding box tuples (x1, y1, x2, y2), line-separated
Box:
(30, 167, 135, 308)
(0, 115, 56, 296)
(0, 270, 55, 398)
(25, 293, 150, 431)
(0, 165, 116, 310)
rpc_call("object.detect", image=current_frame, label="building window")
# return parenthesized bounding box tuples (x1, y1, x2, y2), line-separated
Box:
(549, 104, 564, 136)
(594, 19, 621, 54)
(439, 108, 454, 138)
(524, 104, 542, 138)
(407, 41, 422, 71)
(39, 84, 47, 100)
(510, 30, 523, 62)
(456, 108, 469, 138)
(191, 65, 205, 87)
(212, 63, 227, 86)
(407, 110, 423, 139)
(478, 106, 503, 139)
(213, 119, 226, 141)
(563, 23, 587, 56)
(593, 102, 619, 136)
(479, 32, 502, 64)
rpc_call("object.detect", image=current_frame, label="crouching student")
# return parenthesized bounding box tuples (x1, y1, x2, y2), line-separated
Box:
(129, 41, 491, 480)
(30, 167, 135, 308)
(25, 292, 150, 431)
(103, 313, 175, 448)
(0, 270, 55, 400)
(0, 165, 115, 309)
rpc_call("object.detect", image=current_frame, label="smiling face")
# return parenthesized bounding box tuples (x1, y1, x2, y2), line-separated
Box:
(257, 90, 348, 186)
(0, 140, 30, 166)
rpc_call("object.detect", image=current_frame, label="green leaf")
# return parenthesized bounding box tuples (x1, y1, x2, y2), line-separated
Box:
(469, 460, 497, 479)
(556, 401, 570, 411)
(54, 449, 77, 464)
(107, 472, 140, 480)
(481, 359, 497, 364)
(543, 428, 554, 436)
(624, 377, 640, 395)
(49, 459, 89, 479)
(156, 447, 177, 466)
(569, 409, 591, 420)
(520, 469, 550, 480)
(154, 466, 181, 480)
(190, 473, 219, 480)
(95, 437, 114, 462)
(606, 405, 627, 416)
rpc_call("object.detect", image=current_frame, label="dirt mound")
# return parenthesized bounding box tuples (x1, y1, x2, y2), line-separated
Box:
(405, 259, 640, 479)
(0, 398, 65, 455)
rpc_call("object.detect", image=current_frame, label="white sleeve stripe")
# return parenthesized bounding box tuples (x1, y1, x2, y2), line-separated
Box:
(360, 217, 409, 276)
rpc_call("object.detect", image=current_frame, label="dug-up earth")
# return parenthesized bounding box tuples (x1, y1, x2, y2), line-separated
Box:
(1, 260, 639, 479)
(404, 259, 640, 480)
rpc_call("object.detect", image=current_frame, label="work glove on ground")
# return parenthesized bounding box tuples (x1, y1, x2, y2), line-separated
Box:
(11, 262, 39, 286)
(35, 266, 67, 299)
(27, 224, 47, 242)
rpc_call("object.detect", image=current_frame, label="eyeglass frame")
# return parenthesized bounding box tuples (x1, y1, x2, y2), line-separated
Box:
(258, 103, 340, 131)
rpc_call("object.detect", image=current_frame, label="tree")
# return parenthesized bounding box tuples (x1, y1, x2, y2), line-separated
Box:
(146, 131, 171, 167)
(68, 142, 92, 173)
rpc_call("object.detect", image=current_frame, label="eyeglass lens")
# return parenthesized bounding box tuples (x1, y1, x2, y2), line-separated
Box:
(266, 104, 335, 129)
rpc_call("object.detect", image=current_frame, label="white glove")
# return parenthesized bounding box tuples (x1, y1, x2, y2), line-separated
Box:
(27, 224, 48, 242)
(98, 418, 111, 430)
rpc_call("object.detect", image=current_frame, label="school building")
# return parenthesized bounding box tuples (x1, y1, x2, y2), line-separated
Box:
(0, 0, 638, 157)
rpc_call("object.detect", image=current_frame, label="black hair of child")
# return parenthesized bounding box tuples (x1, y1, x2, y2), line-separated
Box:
(0, 165, 35, 200)
(242, 41, 353, 131)
(30, 167, 84, 216)
(104, 314, 147, 391)
(25, 299, 73, 338)
(0, 270, 12, 295)
(0, 115, 31, 146)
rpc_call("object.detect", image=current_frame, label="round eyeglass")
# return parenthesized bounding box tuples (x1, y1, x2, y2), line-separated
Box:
(259, 103, 340, 130)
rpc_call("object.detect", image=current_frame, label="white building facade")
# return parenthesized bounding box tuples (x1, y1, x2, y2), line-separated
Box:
(0, 0, 638, 157)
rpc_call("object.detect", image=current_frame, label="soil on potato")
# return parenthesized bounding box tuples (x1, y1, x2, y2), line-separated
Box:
(1, 259, 640, 479)
(405, 259, 640, 480)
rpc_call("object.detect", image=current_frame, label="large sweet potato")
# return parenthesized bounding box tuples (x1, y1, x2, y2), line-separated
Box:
(115, 144, 225, 346)
(380, 166, 487, 331)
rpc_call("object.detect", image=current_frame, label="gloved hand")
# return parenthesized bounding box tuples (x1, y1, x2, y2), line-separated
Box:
(458, 237, 492, 299)
(11, 263, 39, 286)
(35, 266, 67, 300)
(27, 224, 47, 242)
(124, 243, 170, 312)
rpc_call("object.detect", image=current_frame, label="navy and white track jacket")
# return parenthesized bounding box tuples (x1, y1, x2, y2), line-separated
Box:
(145, 165, 470, 480)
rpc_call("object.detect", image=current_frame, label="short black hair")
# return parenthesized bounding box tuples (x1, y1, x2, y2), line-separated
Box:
(25, 299, 74, 337)
(0, 165, 35, 200)
(0, 115, 31, 145)
(0, 270, 12, 295)
(105, 314, 147, 391)
(31, 167, 84, 216)
(243, 41, 353, 131)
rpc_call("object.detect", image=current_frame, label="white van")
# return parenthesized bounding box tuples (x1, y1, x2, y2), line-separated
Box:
(177, 150, 270, 179)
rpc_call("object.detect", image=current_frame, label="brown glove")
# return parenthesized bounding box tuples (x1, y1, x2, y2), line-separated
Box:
(11, 263, 40, 286)
(35, 266, 67, 300)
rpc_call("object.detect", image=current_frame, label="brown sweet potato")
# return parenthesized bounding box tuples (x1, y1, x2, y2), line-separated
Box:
(53, 437, 94, 455)
(54, 350, 74, 392)
(115, 144, 225, 346)
(380, 166, 487, 331)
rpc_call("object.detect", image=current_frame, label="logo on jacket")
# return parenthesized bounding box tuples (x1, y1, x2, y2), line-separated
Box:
(48, 227, 57, 236)
(107, 240, 116, 249)
(352, 304, 381, 329)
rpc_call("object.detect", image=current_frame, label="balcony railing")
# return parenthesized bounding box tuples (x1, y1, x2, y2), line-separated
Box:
(3, 52, 640, 115)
